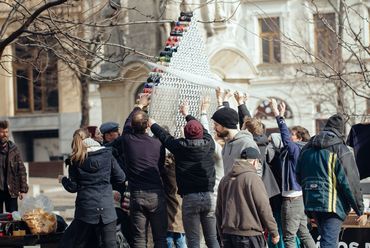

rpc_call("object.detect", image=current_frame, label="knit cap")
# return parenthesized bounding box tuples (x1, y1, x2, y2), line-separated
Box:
(184, 120, 203, 139)
(211, 107, 238, 129)
(83, 138, 101, 148)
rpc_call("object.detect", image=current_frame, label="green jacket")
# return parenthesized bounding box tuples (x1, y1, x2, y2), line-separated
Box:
(296, 131, 364, 220)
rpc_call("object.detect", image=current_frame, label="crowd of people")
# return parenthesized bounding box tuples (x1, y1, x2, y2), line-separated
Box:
(0, 88, 367, 248)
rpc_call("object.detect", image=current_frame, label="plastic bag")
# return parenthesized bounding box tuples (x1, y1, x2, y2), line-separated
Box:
(19, 195, 57, 235)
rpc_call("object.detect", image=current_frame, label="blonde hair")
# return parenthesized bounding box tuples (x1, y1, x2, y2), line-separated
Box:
(242, 117, 264, 136)
(70, 128, 90, 164)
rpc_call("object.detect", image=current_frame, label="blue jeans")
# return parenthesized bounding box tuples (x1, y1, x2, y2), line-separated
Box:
(312, 212, 343, 248)
(130, 189, 168, 248)
(182, 192, 220, 248)
(167, 232, 187, 248)
(281, 196, 315, 248)
(222, 234, 265, 248)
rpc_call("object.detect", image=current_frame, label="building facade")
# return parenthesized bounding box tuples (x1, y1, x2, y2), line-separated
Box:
(99, 0, 370, 135)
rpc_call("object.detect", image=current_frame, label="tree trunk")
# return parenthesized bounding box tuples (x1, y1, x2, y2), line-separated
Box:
(335, 0, 345, 114)
(80, 75, 90, 128)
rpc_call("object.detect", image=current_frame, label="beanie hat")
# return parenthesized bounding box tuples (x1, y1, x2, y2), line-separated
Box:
(184, 120, 203, 139)
(211, 107, 238, 129)
(83, 138, 101, 148)
(240, 147, 261, 160)
(323, 114, 345, 138)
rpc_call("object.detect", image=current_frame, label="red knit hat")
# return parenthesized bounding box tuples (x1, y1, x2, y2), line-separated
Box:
(184, 120, 203, 139)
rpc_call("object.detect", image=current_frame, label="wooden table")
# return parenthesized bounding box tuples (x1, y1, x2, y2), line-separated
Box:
(0, 232, 63, 248)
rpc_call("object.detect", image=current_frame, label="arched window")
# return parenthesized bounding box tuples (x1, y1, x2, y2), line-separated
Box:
(254, 98, 293, 119)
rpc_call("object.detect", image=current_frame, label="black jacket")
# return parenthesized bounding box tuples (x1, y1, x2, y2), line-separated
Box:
(121, 107, 165, 191)
(151, 115, 216, 195)
(62, 147, 125, 224)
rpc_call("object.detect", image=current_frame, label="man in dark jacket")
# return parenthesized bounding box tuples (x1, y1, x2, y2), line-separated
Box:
(0, 120, 28, 213)
(297, 114, 367, 248)
(121, 94, 167, 248)
(150, 103, 219, 248)
(216, 147, 280, 248)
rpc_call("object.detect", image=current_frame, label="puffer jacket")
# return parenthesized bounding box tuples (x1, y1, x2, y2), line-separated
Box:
(296, 131, 364, 220)
(222, 130, 259, 174)
(151, 115, 216, 196)
(0, 141, 28, 197)
(62, 147, 126, 224)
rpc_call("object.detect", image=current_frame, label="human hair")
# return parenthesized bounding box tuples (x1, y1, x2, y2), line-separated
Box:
(0, 120, 9, 129)
(243, 117, 264, 136)
(291, 126, 310, 142)
(131, 111, 149, 134)
(70, 128, 90, 164)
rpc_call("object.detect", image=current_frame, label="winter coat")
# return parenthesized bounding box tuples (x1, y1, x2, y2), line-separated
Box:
(222, 130, 259, 175)
(162, 153, 184, 233)
(216, 159, 278, 237)
(296, 131, 364, 220)
(0, 141, 28, 197)
(151, 115, 216, 196)
(62, 147, 126, 224)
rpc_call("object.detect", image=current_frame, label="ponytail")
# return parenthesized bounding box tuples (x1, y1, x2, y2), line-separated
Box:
(70, 128, 90, 164)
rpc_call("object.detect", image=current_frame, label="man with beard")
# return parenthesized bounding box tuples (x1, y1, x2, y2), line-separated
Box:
(211, 107, 259, 174)
(0, 120, 28, 212)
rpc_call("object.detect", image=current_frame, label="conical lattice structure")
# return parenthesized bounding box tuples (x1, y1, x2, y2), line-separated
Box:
(145, 12, 218, 137)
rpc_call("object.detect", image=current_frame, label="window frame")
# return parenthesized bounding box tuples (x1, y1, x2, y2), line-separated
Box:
(259, 17, 281, 64)
(314, 13, 337, 61)
(12, 42, 59, 114)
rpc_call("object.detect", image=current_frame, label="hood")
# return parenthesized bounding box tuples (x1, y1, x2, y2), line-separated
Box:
(230, 130, 254, 143)
(229, 159, 256, 177)
(310, 130, 344, 149)
(270, 133, 283, 150)
(253, 134, 269, 146)
(80, 147, 112, 172)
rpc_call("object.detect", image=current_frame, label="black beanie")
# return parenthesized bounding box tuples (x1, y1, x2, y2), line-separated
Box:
(323, 114, 345, 138)
(211, 107, 238, 129)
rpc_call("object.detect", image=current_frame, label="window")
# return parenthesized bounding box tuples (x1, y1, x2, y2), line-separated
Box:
(254, 98, 293, 119)
(314, 13, 337, 61)
(13, 38, 58, 113)
(259, 17, 281, 63)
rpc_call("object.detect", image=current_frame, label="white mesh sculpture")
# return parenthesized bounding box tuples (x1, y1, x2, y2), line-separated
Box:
(146, 12, 219, 137)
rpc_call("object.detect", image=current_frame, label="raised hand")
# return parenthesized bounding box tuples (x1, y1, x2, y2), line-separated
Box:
(234, 91, 248, 105)
(201, 96, 211, 114)
(137, 93, 151, 109)
(270, 98, 280, 117)
(278, 101, 286, 118)
(179, 101, 189, 116)
(223, 89, 234, 102)
(216, 87, 224, 106)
